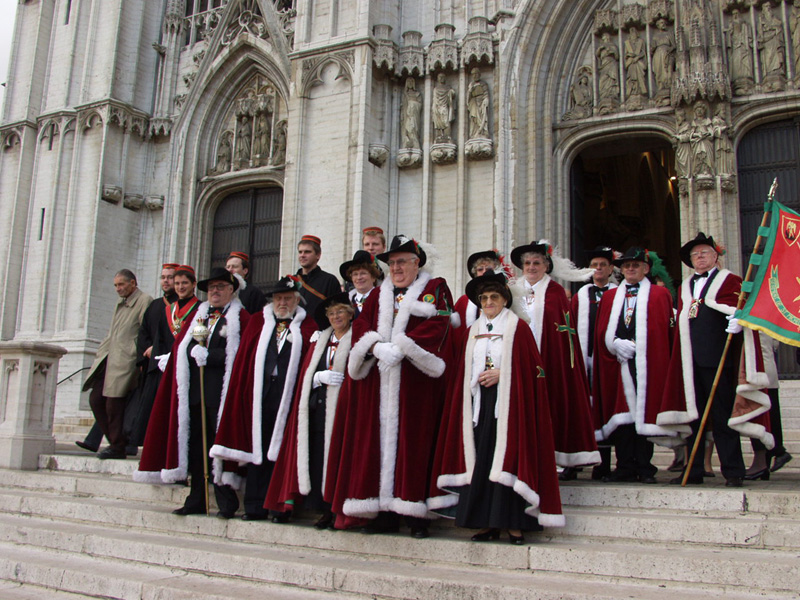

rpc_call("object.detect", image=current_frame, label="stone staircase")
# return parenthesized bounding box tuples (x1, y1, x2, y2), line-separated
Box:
(0, 384, 797, 599)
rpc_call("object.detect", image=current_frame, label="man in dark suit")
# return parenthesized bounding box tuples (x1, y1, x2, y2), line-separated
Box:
(135, 267, 249, 517)
(658, 233, 746, 487)
(295, 235, 341, 315)
(210, 275, 316, 521)
(226, 251, 267, 314)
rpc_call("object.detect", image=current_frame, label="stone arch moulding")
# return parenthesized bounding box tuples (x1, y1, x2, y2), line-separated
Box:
(298, 51, 355, 99)
(729, 101, 800, 150)
(2, 128, 22, 151)
(192, 172, 285, 271)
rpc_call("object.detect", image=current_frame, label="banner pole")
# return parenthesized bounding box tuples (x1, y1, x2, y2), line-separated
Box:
(682, 178, 777, 486)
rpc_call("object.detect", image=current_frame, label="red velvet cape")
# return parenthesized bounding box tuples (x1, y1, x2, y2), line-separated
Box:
(325, 272, 454, 525)
(592, 280, 676, 441)
(428, 312, 564, 527)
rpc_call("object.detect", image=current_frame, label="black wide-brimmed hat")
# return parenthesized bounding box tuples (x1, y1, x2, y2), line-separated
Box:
(466, 250, 502, 278)
(265, 274, 303, 298)
(376, 235, 427, 267)
(613, 247, 652, 267)
(197, 267, 239, 292)
(465, 270, 513, 308)
(679, 232, 720, 267)
(339, 250, 380, 282)
(314, 291, 354, 330)
(586, 246, 615, 263)
(510, 241, 553, 273)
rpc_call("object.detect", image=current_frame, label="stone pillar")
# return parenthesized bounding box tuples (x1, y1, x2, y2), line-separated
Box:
(0, 342, 68, 470)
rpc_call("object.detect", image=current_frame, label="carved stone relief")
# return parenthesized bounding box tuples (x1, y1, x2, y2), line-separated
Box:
(102, 185, 123, 204)
(465, 67, 493, 160)
(651, 18, 676, 105)
(428, 24, 458, 73)
(624, 27, 648, 110)
(726, 8, 755, 95)
(758, 2, 786, 92)
(596, 32, 620, 114)
(123, 194, 145, 211)
(397, 76, 423, 169)
(399, 31, 425, 77)
(563, 66, 593, 121)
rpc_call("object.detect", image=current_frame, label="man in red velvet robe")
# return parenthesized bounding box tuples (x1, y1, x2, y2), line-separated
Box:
(592, 247, 676, 483)
(326, 235, 454, 539)
(209, 275, 317, 520)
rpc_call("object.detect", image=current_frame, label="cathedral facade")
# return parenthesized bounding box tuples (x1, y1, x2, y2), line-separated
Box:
(2, 0, 799, 417)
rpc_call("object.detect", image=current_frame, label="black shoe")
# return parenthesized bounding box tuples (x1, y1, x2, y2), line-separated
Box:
(771, 452, 792, 473)
(241, 513, 269, 521)
(271, 512, 292, 524)
(558, 467, 578, 481)
(471, 529, 500, 542)
(670, 474, 703, 485)
(361, 520, 400, 535)
(639, 475, 658, 484)
(703, 470, 715, 478)
(125, 446, 138, 457)
(591, 466, 610, 481)
(97, 447, 126, 460)
(725, 477, 744, 488)
(217, 510, 236, 519)
(744, 468, 770, 481)
(667, 458, 686, 473)
(602, 471, 638, 483)
(314, 513, 334, 530)
(75, 440, 98, 453)
(172, 506, 206, 516)
(508, 532, 525, 545)
(410, 527, 429, 539)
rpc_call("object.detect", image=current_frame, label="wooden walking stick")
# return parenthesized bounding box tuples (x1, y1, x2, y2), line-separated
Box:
(682, 178, 778, 486)
(191, 321, 212, 514)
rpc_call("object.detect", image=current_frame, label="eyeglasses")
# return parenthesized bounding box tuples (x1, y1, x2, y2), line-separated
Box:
(479, 293, 504, 303)
(387, 258, 418, 268)
(206, 283, 231, 291)
(326, 308, 350, 317)
(690, 250, 715, 258)
(523, 261, 546, 267)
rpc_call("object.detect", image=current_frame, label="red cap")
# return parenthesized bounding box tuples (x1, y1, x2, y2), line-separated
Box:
(227, 251, 249, 262)
(300, 234, 321, 246)
(362, 226, 384, 235)
(174, 265, 195, 278)
(162, 263, 180, 270)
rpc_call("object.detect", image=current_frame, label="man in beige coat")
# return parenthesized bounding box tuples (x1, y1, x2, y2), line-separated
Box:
(83, 269, 152, 459)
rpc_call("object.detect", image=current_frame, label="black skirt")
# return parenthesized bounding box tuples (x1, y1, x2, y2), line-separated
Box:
(454, 384, 540, 531)
(306, 385, 329, 512)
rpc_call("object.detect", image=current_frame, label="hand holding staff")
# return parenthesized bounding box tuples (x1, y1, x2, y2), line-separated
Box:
(191, 321, 211, 513)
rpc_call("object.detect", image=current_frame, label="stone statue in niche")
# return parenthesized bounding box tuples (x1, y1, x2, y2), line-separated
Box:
(400, 77, 422, 150)
(432, 72, 456, 143)
(759, 2, 786, 91)
(624, 27, 647, 110)
(213, 131, 233, 175)
(236, 114, 252, 165)
(650, 18, 675, 106)
(791, 4, 800, 82)
(596, 32, 620, 114)
(674, 107, 692, 178)
(252, 91, 274, 162)
(712, 104, 735, 176)
(727, 9, 755, 96)
(271, 119, 287, 166)
(690, 101, 715, 177)
(467, 68, 490, 139)
(563, 67, 593, 120)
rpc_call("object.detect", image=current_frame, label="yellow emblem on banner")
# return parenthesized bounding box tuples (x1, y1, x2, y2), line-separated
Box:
(423, 294, 435, 303)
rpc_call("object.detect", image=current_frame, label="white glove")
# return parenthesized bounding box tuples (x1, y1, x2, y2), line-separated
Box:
(612, 338, 636, 362)
(155, 353, 171, 372)
(372, 342, 404, 367)
(190, 345, 208, 367)
(725, 315, 743, 335)
(313, 370, 345, 388)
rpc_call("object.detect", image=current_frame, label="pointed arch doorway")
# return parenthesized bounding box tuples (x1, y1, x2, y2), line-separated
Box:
(210, 186, 283, 292)
(570, 136, 681, 284)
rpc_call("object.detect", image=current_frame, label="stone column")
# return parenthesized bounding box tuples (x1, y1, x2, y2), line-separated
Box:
(0, 342, 68, 470)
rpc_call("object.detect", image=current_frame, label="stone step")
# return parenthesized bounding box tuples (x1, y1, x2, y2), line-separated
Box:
(53, 417, 95, 427)
(0, 581, 93, 599)
(0, 512, 795, 600)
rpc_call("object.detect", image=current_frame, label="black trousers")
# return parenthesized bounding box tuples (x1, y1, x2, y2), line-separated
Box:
(243, 377, 282, 517)
(184, 401, 238, 515)
(686, 365, 745, 480)
(611, 423, 656, 478)
(88, 377, 127, 453)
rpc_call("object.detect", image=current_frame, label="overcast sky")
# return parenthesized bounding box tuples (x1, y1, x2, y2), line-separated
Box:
(0, 4, 18, 112)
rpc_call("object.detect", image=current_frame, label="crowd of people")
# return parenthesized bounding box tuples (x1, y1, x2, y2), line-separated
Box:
(79, 227, 793, 545)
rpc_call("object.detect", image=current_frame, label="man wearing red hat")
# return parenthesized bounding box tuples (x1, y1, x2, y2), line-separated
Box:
(226, 251, 266, 314)
(295, 235, 341, 315)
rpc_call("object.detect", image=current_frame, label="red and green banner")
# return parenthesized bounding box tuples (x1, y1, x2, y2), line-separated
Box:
(736, 200, 800, 347)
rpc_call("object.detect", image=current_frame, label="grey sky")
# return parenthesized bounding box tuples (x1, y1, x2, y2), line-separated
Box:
(0, 3, 18, 112)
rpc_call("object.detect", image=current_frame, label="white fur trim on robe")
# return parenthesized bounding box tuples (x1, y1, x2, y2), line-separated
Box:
(344, 271, 444, 519)
(600, 279, 675, 441)
(433, 311, 564, 527)
(295, 327, 352, 495)
(149, 299, 243, 489)
(729, 328, 775, 449)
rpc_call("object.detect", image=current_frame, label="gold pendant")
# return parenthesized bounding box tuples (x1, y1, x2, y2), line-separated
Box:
(688, 299, 700, 320)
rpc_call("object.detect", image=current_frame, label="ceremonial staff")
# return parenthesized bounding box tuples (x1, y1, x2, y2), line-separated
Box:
(191, 320, 211, 513)
(682, 178, 778, 486)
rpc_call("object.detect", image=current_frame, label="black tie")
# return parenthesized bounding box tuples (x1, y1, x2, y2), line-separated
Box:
(692, 272, 709, 283)
(394, 287, 408, 296)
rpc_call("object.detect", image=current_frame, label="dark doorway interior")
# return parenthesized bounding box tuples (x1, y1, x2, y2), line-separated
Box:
(211, 187, 283, 293)
(738, 118, 800, 379)
(570, 136, 680, 285)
